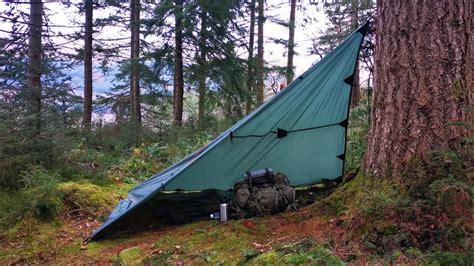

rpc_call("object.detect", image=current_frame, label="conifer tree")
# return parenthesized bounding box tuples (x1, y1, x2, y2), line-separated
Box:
(173, 0, 184, 126)
(286, 0, 296, 84)
(83, 0, 93, 132)
(245, 0, 256, 114)
(26, 0, 43, 134)
(256, 0, 264, 105)
(130, 0, 141, 126)
(197, 1, 208, 127)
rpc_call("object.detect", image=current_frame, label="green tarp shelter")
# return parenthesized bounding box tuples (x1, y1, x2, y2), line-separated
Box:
(90, 23, 369, 240)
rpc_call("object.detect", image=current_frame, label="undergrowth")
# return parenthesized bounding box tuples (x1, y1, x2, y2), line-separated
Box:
(0, 122, 220, 232)
(320, 105, 473, 263)
(345, 98, 370, 174)
(321, 148, 472, 263)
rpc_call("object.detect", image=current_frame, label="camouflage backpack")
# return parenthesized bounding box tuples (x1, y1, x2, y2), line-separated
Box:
(232, 170, 295, 218)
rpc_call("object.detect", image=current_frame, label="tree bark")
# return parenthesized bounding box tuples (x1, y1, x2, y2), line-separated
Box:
(83, 0, 93, 132)
(286, 0, 296, 85)
(130, 0, 141, 125)
(197, 7, 207, 127)
(364, 0, 472, 178)
(245, 0, 256, 114)
(349, 0, 360, 107)
(173, 0, 184, 126)
(26, 0, 43, 134)
(351, 61, 360, 107)
(256, 0, 264, 105)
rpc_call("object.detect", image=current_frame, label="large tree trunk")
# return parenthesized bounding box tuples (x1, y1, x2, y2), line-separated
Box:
(245, 0, 256, 114)
(349, 0, 360, 107)
(130, 0, 141, 125)
(197, 7, 207, 127)
(173, 0, 184, 126)
(256, 0, 264, 105)
(26, 0, 43, 134)
(364, 0, 472, 178)
(83, 0, 93, 132)
(286, 0, 296, 84)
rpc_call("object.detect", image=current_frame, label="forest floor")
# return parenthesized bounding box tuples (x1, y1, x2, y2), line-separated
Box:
(0, 180, 437, 265)
(0, 202, 415, 265)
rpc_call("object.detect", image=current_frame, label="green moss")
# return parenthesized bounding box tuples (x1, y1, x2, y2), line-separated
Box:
(242, 249, 261, 262)
(252, 251, 284, 265)
(114, 246, 143, 265)
(1, 217, 62, 263)
(321, 174, 406, 218)
(57, 181, 120, 216)
(58, 241, 82, 256)
(451, 78, 468, 101)
(285, 252, 310, 264)
(85, 236, 131, 257)
(143, 251, 173, 265)
(149, 220, 264, 264)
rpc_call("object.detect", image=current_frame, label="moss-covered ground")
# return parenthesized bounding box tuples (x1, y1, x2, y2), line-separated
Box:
(0, 175, 471, 265)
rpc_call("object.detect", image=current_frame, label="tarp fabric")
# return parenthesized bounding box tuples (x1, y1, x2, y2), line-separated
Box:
(90, 23, 368, 240)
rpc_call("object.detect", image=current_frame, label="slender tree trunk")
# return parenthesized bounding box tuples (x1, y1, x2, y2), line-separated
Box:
(197, 7, 207, 127)
(286, 0, 296, 84)
(245, 0, 256, 114)
(83, 0, 93, 132)
(256, 0, 264, 105)
(130, 0, 141, 125)
(26, 0, 43, 134)
(364, 0, 472, 178)
(351, 61, 360, 107)
(349, 0, 360, 107)
(173, 0, 184, 126)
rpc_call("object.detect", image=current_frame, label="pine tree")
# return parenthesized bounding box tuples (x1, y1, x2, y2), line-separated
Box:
(26, 0, 43, 134)
(130, 0, 141, 126)
(83, 0, 93, 132)
(245, 0, 256, 114)
(0, 3, 82, 188)
(286, 0, 296, 84)
(256, 0, 264, 105)
(173, 0, 184, 126)
(197, 2, 208, 127)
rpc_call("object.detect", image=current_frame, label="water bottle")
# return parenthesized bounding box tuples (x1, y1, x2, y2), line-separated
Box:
(220, 203, 228, 222)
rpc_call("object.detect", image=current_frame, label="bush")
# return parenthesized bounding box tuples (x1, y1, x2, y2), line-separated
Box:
(0, 124, 81, 190)
(0, 191, 28, 229)
(19, 166, 62, 221)
(107, 145, 166, 183)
